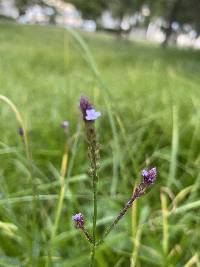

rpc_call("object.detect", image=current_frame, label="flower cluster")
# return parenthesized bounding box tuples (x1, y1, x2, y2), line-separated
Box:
(141, 167, 157, 185)
(72, 213, 84, 229)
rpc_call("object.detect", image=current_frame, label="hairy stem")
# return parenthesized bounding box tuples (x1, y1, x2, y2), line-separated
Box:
(81, 227, 93, 243)
(85, 122, 99, 266)
(90, 179, 97, 266)
(93, 179, 97, 242)
(90, 244, 96, 267)
(97, 183, 146, 246)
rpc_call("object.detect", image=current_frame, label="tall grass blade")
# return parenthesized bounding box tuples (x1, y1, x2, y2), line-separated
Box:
(168, 106, 179, 187)
(160, 190, 169, 257)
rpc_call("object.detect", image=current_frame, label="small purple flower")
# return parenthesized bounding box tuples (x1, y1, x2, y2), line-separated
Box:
(141, 167, 157, 185)
(85, 109, 101, 121)
(18, 127, 24, 136)
(80, 96, 92, 118)
(79, 96, 101, 121)
(61, 120, 69, 129)
(72, 213, 84, 228)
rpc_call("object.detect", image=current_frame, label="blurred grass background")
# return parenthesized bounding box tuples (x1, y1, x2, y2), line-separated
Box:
(0, 22, 200, 266)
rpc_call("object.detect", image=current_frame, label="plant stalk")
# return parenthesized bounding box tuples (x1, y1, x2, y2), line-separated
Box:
(97, 182, 147, 246)
(85, 122, 99, 266)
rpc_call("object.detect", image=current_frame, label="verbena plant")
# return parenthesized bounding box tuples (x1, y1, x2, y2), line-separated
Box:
(72, 96, 157, 267)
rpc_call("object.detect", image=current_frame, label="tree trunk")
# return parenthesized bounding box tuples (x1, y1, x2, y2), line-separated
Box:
(162, 0, 183, 47)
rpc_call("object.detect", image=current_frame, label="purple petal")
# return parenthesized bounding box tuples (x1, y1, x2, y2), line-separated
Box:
(141, 169, 148, 177)
(85, 109, 101, 121)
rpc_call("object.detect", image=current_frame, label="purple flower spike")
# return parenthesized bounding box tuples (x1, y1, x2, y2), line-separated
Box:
(61, 120, 69, 129)
(72, 213, 84, 228)
(18, 127, 24, 136)
(85, 109, 101, 121)
(141, 167, 157, 185)
(80, 96, 92, 119)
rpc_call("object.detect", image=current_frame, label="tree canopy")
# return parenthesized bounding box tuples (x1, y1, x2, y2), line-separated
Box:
(66, 0, 107, 20)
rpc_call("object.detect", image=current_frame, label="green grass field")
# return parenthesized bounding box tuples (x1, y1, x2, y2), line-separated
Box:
(0, 22, 200, 266)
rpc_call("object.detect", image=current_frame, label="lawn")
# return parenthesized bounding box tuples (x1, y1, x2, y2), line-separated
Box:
(0, 22, 200, 266)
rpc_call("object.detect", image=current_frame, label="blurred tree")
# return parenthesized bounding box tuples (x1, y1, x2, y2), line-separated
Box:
(68, 0, 146, 33)
(14, 0, 57, 23)
(15, 0, 44, 15)
(68, 0, 108, 20)
(14, 0, 200, 45)
(107, 0, 138, 30)
(107, 0, 200, 42)
(147, 0, 200, 46)
(175, 0, 200, 33)
(108, 0, 147, 34)
(108, 0, 137, 19)
(161, 0, 183, 47)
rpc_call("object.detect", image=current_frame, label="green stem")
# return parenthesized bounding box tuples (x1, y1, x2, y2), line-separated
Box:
(51, 143, 68, 240)
(81, 227, 93, 243)
(90, 179, 97, 266)
(97, 183, 147, 246)
(51, 184, 66, 240)
(90, 244, 96, 267)
(93, 180, 97, 244)
(48, 142, 68, 265)
(85, 122, 99, 267)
